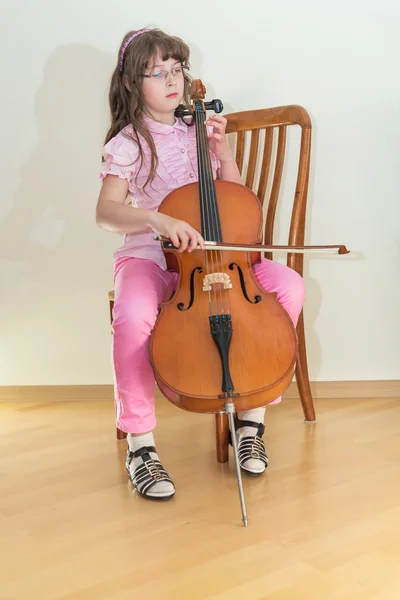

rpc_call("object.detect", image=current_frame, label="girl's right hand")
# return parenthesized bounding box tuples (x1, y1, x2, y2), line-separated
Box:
(149, 212, 205, 253)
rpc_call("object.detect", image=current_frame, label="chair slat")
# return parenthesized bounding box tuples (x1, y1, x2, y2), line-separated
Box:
(236, 130, 245, 173)
(245, 130, 259, 189)
(264, 126, 287, 259)
(257, 129, 273, 205)
(287, 127, 312, 275)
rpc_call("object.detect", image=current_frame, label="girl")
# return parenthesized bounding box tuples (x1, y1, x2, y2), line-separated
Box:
(96, 28, 305, 500)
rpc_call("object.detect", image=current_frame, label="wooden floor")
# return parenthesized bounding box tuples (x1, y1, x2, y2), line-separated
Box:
(1, 396, 400, 599)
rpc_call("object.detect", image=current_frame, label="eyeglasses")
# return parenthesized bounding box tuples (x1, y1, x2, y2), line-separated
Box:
(140, 65, 188, 81)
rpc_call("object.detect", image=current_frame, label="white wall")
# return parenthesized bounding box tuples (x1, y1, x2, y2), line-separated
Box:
(1, 0, 399, 385)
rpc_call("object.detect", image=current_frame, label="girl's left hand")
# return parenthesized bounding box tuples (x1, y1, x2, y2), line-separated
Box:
(205, 115, 234, 163)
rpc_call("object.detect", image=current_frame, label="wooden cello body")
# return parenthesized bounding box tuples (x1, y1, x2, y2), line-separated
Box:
(151, 178, 297, 414)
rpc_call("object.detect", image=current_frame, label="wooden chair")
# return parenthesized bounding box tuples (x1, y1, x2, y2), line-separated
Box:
(108, 104, 316, 461)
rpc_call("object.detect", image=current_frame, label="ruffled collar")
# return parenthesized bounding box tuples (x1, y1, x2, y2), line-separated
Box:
(143, 114, 188, 134)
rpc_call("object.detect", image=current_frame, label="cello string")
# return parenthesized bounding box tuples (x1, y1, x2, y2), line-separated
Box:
(195, 106, 215, 315)
(200, 108, 231, 318)
(197, 109, 218, 316)
(198, 107, 227, 317)
(200, 107, 232, 319)
(195, 105, 218, 316)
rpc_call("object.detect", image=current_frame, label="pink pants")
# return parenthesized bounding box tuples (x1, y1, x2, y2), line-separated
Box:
(112, 257, 305, 434)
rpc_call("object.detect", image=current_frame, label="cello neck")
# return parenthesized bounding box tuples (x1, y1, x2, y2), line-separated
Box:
(193, 99, 223, 242)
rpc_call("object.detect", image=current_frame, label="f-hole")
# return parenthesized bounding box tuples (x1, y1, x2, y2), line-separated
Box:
(229, 263, 262, 304)
(177, 267, 203, 311)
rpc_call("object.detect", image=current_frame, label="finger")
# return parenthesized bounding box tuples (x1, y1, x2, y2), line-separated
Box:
(170, 233, 180, 249)
(190, 231, 204, 251)
(207, 115, 226, 124)
(206, 116, 226, 131)
(178, 231, 189, 252)
(207, 119, 223, 130)
(208, 124, 223, 135)
(206, 119, 226, 129)
(209, 133, 223, 141)
(187, 229, 201, 253)
(187, 233, 197, 253)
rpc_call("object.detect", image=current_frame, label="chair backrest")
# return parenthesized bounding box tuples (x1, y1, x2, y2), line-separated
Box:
(224, 105, 312, 276)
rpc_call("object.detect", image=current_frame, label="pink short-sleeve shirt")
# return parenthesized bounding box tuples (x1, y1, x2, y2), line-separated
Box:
(100, 115, 220, 270)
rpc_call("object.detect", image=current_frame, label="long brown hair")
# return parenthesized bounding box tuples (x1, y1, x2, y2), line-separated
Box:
(104, 28, 193, 189)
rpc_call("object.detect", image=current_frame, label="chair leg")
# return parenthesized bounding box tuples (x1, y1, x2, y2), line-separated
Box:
(109, 299, 114, 327)
(215, 413, 229, 463)
(116, 427, 127, 441)
(295, 310, 316, 422)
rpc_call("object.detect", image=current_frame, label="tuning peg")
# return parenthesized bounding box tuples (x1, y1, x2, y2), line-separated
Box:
(204, 99, 223, 113)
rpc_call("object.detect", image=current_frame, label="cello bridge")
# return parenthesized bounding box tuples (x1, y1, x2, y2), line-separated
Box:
(203, 272, 232, 292)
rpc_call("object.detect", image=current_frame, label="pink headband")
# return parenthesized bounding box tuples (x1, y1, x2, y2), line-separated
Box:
(119, 28, 152, 72)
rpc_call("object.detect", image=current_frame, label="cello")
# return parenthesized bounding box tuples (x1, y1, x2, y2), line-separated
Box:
(150, 80, 349, 526)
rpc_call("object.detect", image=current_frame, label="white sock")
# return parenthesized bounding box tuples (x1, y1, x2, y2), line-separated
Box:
(237, 407, 266, 438)
(236, 408, 267, 473)
(127, 432, 175, 498)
